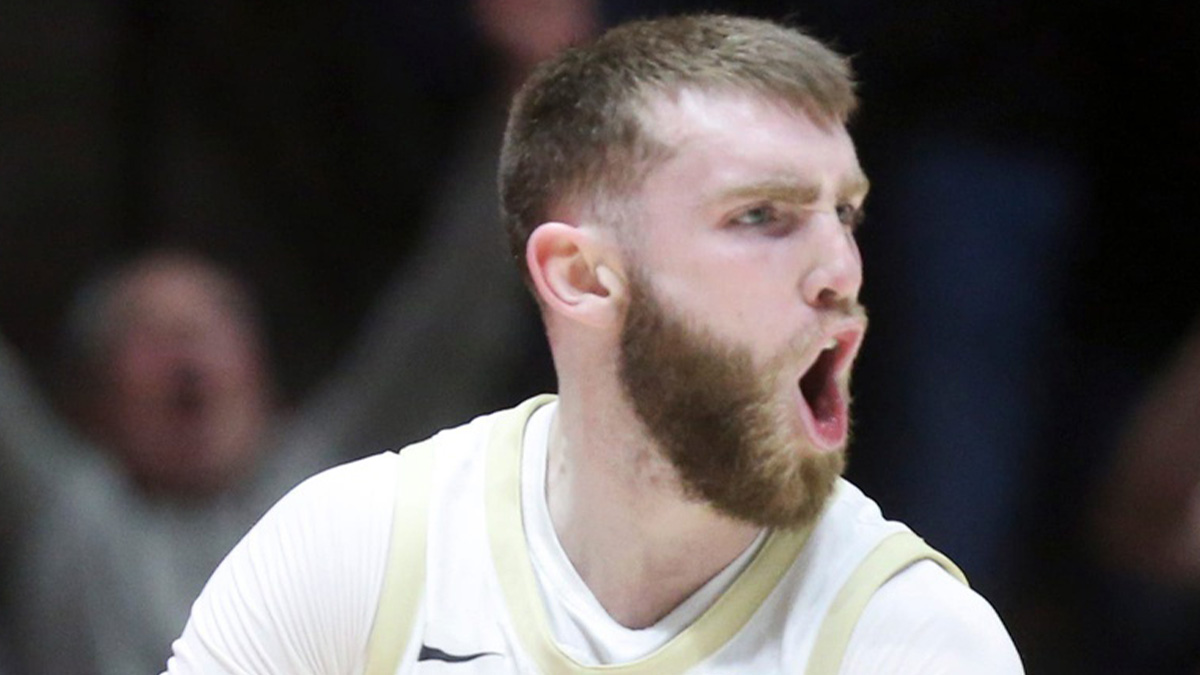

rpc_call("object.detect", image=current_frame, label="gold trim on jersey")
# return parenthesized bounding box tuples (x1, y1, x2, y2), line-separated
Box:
(485, 395, 815, 673)
(364, 438, 438, 675)
(803, 531, 968, 675)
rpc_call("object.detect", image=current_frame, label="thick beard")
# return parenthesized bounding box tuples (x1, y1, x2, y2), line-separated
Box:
(617, 270, 846, 530)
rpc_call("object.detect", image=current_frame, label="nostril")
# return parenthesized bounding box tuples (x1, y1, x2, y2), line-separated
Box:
(816, 287, 840, 307)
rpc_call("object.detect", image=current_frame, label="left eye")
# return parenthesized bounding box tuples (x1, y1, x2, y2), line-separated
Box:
(735, 205, 778, 227)
(835, 203, 863, 229)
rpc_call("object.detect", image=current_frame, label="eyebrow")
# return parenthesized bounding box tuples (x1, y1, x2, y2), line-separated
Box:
(839, 173, 871, 202)
(711, 172, 871, 208)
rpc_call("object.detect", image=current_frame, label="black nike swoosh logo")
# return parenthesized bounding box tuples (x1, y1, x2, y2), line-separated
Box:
(418, 645, 502, 663)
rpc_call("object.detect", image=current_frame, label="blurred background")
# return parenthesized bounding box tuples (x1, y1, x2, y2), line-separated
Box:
(1, 0, 1197, 673)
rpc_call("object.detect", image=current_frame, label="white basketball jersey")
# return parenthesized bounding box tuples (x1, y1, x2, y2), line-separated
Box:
(371, 396, 965, 674)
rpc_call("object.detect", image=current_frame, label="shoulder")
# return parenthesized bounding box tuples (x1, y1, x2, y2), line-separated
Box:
(162, 401, 544, 675)
(841, 560, 1024, 674)
(255, 395, 542, 531)
(293, 450, 402, 503)
(797, 482, 1023, 673)
(248, 450, 402, 548)
(163, 452, 401, 674)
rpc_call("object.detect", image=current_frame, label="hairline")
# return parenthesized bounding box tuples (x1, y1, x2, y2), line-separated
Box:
(58, 251, 262, 402)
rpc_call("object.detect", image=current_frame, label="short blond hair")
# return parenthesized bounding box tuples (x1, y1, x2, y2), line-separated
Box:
(499, 14, 857, 284)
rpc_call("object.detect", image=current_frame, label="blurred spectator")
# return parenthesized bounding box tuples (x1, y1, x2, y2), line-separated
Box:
(298, 0, 598, 454)
(0, 0, 445, 403)
(473, 0, 600, 91)
(1004, 4, 1198, 672)
(0, 250, 334, 675)
(1085, 320, 1200, 673)
(1, 4, 595, 670)
(58, 251, 275, 496)
(1094, 320, 1200, 585)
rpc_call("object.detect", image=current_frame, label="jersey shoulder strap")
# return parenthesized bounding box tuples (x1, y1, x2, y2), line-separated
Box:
(363, 437, 438, 675)
(362, 396, 554, 675)
(803, 530, 968, 675)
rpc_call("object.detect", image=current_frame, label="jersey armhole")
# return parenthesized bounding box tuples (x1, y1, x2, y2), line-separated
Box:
(803, 531, 968, 675)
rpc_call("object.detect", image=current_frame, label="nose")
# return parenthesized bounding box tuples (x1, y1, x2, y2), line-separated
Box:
(801, 217, 863, 309)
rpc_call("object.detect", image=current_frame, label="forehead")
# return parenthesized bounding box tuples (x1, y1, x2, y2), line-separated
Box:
(111, 261, 248, 334)
(126, 266, 221, 306)
(635, 88, 864, 204)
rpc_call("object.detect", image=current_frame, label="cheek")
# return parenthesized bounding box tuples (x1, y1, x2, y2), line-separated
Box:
(634, 227, 811, 350)
(111, 346, 170, 400)
(212, 334, 266, 391)
(724, 264, 805, 336)
(217, 355, 265, 399)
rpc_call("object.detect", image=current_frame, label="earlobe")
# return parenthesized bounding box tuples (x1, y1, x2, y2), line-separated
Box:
(526, 222, 622, 325)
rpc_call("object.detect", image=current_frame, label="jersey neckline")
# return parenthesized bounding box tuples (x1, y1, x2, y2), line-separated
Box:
(485, 395, 816, 673)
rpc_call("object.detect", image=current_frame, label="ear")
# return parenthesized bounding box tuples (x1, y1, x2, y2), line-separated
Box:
(526, 222, 625, 327)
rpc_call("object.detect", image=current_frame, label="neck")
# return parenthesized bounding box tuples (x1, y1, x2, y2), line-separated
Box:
(545, 393, 762, 629)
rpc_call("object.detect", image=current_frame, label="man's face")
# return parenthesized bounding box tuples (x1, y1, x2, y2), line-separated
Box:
(98, 261, 271, 495)
(615, 89, 868, 529)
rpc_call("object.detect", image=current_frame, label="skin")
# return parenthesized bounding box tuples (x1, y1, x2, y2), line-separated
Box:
(88, 257, 272, 497)
(525, 88, 869, 628)
(1094, 323, 1200, 585)
(472, 0, 599, 89)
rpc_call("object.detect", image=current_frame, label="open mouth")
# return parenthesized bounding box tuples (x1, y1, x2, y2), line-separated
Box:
(796, 329, 862, 450)
(800, 341, 840, 420)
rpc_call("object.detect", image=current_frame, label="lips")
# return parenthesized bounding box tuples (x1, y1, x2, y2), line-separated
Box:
(796, 326, 863, 451)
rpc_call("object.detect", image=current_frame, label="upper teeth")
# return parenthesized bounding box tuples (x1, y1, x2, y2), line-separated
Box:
(825, 339, 838, 351)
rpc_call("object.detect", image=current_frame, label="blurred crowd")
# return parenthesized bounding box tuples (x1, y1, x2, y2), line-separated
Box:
(1, 0, 1197, 673)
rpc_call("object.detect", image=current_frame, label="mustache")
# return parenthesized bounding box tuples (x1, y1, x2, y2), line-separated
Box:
(827, 298, 868, 325)
(775, 301, 868, 366)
